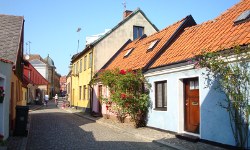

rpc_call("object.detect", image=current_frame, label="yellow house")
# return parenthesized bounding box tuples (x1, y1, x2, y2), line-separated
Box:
(70, 50, 93, 111)
(70, 8, 158, 112)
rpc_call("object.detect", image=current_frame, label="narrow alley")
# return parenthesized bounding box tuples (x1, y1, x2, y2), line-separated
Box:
(25, 100, 170, 150)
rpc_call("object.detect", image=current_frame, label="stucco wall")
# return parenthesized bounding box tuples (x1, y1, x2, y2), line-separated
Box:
(94, 12, 157, 72)
(145, 66, 243, 146)
(71, 51, 92, 109)
(0, 61, 12, 140)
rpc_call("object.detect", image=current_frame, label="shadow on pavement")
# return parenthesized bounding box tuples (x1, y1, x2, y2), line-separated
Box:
(25, 104, 171, 150)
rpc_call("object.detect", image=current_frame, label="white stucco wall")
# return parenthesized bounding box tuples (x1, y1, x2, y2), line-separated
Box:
(94, 12, 157, 72)
(0, 61, 12, 140)
(145, 65, 245, 146)
(29, 60, 48, 80)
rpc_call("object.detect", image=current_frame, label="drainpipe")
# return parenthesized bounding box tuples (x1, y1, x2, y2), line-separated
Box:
(89, 48, 94, 113)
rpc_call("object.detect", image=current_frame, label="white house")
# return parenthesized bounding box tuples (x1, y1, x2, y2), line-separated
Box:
(0, 59, 12, 140)
(145, 0, 250, 147)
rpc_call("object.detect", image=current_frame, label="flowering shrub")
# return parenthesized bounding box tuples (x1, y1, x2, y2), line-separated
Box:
(92, 68, 151, 127)
(0, 86, 4, 103)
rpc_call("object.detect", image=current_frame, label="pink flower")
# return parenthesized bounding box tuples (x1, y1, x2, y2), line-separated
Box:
(119, 69, 126, 75)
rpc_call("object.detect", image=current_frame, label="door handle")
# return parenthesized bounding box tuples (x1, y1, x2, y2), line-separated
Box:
(192, 102, 199, 105)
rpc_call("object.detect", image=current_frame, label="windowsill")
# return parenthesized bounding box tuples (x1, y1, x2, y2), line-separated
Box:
(154, 108, 167, 111)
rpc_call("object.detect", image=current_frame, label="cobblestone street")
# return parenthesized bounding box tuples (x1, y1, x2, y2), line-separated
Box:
(26, 101, 171, 150)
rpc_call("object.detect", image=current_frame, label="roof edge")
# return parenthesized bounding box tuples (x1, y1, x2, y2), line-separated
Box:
(143, 15, 197, 72)
(100, 39, 132, 70)
(90, 8, 159, 46)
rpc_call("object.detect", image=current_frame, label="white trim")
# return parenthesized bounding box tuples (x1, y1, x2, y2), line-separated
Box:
(145, 64, 194, 77)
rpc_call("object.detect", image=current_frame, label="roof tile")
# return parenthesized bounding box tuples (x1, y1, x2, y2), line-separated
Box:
(151, 0, 250, 68)
(105, 16, 192, 70)
(0, 14, 24, 63)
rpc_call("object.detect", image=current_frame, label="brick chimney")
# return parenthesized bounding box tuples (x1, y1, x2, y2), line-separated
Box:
(123, 10, 133, 19)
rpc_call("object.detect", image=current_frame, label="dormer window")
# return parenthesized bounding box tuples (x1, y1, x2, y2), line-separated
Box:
(124, 48, 134, 58)
(133, 26, 144, 40)
(147, 39, 159, 51)
(234, 10, 250, 24)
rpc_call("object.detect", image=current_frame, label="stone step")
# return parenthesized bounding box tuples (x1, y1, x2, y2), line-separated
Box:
(175, 133, 200, 143)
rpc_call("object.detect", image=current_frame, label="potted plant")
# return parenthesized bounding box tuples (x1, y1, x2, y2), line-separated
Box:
(0, 87, 4, 103)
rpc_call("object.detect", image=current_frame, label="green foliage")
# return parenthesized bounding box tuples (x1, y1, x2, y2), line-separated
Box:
(196, 46, 250, 149)
(92, 68, 151, 127)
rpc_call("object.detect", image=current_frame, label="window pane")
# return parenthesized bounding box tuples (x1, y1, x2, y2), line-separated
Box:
(190, 81, 195, 90)
(83, 85, 86, 99)
(195, 80, 199, 89)
(133, 27, 138, 40)
(164, 82, 167, 107)
(139, 27, 144, 37)
(89, 52, 92, 68)
(80, 59, 82, 73)
(84, 56, 87, 70)
(157, 83, 163, 107)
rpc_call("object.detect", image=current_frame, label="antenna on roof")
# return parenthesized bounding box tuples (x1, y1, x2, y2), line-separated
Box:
(25, 41, 31, 60)
(76, 27, 82, 53)
(122, 0, 126, 11)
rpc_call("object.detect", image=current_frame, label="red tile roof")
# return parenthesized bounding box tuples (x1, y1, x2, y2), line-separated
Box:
(105, 16, 194, 70)
(151, 0, 250, 68)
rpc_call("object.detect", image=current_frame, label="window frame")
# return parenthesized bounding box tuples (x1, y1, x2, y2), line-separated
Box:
(133, 26, 144, 40)
(88, 52, 92, 69)
(84, 55, 87, 71)
(83, 85, 86, 100)
(79, 86, 82, 100)
(154, 80, 167, 111)
(80, 59, 82, 73)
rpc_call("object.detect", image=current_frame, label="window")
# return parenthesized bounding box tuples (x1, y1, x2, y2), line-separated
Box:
(76, 61, 79, 73)
(234, 10, 250, 24)
(190, 80, 199, 90)
(79, 86, 82, 100)
(84, 55, 87, 70)
(83, 85, 86, 99)
(67, 83, 70, 94)
(80, 59, 82, 73)
(73, 64, 75, 74)
(155, 81, 167, 110)
(124, 48, 134, 58)
(147, 40, 159, 51)
(133, 26, 144, 40)
(89, 52, 92, 69)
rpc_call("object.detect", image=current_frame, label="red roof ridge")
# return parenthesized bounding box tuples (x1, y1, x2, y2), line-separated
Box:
(125, 16, 188, 48)
(0, 58, 14, 64)
(155, 16, 188, 34)
(184, 20, 214, 31)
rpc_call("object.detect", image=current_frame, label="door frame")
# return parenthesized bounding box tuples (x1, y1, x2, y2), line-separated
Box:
(178, 77, 201, 136)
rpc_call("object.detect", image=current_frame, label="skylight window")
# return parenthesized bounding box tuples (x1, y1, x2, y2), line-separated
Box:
(124, 48, 134, 58)
(147, 40, 159, 51)
(234, 10, 250, 24)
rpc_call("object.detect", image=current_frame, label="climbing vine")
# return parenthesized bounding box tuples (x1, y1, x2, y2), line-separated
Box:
(196, 46, 250, 149)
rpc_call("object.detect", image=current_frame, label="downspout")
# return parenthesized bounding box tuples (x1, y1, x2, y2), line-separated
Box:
(89, 47, 94, 113)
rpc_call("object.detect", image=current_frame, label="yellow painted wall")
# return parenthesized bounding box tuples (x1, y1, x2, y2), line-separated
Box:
(71, 49, 94, 109)
(10, 72, 24, 130)
(21, 87, 27, 106)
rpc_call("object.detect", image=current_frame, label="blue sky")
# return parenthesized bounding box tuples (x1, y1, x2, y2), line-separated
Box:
(0, 0, 239, 75)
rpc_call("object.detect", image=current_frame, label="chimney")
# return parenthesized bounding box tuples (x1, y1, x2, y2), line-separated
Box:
(123, 10, 133, 19)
